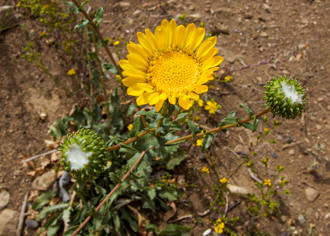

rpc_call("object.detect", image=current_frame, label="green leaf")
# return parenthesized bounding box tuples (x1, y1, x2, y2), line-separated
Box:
(174, 112, 188, 122)
(159, 191, 178, 201)
(103, 63, 118, 74)
(241, 118, 259, 132)
(187, 119, 200, 135)
(37, 203, 69, 220)
(147, 188, 156, 200)
(159, 224, 191, 235)
(94, 7, 103, 26)
(127, 103, 138, 116)
(220, 111, 238, 126)
(240, 103, 254, 116)
(166, 149, 186, 170)
(202, 133, 214, 151)
(32, 191, 56, 210)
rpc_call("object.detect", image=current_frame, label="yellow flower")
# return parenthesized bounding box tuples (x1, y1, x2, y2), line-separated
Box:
(214, 218, 225, 234)
(40, 31, 47, 37)
(67, 68, 76, 76)
(246, 161, 252, 167)
(198, 99, 204, 107)
(119, 19, 223, 112)
(205, 100, 220, 114)
(195, 115, 200, 121)
(264, 179, 272, 187)
(224, 75, 232, 82)
(201, 166, 209, 174)
(219, 177, 228, 184)
(113, 40, 120, 46)
(263, 127, 269, 135)
(127, 123, 133, 131)
(196, 138, 204, 146)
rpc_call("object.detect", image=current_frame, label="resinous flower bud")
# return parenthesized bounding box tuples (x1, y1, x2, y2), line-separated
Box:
(264, 76, 306, 119)
(59, 128, 109, 179)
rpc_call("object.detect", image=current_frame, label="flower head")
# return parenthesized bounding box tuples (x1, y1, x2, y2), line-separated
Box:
(196, 138, 204, 146)
(264, 75, 306, 119)
(219, 177, 228, 184)
(205, 99, 220, 114)
(214, 218, 225, 234)
(120, 19, 223, 111)
(127, 123, 133, 131)
(201, 166, 210, 174)
(264, 179, 272, 187)
(67, 68, 76, 76)
(59, 129, 109, 179)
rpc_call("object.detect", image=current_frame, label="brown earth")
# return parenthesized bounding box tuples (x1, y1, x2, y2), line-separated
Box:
(1, 0, 329, 235)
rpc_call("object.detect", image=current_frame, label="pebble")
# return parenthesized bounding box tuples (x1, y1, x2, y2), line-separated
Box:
(0, 209, 19, 235)
(325, 212, 330, 220)
(32, 170, 57, 191)
(132, 9, 141, 16)
(25, 218, 39, 230)
(260, 32, 268, 38)
(118, 1, 130, 9)
(304, 187, 320, 202)
(234, 144, 248, 155)
(227, 184, 251, 195)
(187, 13, 202, 20)
(297, 214, 305, 226)
(288, 149, 295, 155)
(0, 190, 10, 209)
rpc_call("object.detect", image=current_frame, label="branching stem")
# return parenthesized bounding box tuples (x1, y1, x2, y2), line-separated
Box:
(71, 150, 147, 236)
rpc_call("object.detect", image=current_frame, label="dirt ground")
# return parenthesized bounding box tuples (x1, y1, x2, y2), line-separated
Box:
(1, 0, 329, 235)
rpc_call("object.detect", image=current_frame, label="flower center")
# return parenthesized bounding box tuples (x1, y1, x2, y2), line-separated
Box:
(148, 50, 200, 94)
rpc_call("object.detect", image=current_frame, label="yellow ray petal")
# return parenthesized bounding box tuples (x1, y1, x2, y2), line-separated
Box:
(137, 32, 155, 55)
(189, 28, 205, 52)
(154, 24, 169, 52)
(127, 54, 148, 70)
(136, 93, 148, 105)
(174, 25, 187, 49)
(193, 85, 208, 94)
(122, 76, 146, 86)
(127, 42, 151, 59)
(169, 19, 177, 48)
(184, 23, 197, 49)
(145, 29, 158, 52)
(168, 94, 176, 105)
(196, 36, 217, 58)
(198, 67, 219, 84)
(155, 99, 165, 112)
(201, 56, 224, 71)
(179, 96, 193, 110)
(127, 85, 144, 96)
(200, 47, 218, 62)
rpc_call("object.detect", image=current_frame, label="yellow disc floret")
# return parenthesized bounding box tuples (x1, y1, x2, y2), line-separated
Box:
(120, 19, 223, 111)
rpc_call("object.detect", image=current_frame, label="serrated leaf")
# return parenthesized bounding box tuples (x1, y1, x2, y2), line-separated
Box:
(37, 203, 69, 221)
(240, 103, 254, 116)
(159, 191, 178, 201)
(147, 188, 156, 200)
(159, 224, 191, 235)
(32, 191, 56, 210)
(166, 150, 186, 170)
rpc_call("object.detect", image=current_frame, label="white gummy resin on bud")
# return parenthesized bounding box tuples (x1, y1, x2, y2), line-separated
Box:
(280, 81, 302, 104)
(66, 144, 91, 170)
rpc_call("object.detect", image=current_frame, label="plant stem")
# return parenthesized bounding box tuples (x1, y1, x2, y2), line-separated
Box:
(71, 150, 147, 236)
(92, 32, 111, 132)
(165, 107, 270, 145)
(107, 107, 270, 152)
(108, 128, 156, 151)
(71, 0, 123, 78)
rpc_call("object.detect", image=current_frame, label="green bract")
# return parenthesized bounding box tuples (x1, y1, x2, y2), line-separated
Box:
(59, 128, 109, 179)
(264, 75, 306, 119)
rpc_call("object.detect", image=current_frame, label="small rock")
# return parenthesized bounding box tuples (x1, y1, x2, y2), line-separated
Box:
(39, 112, 47, 120)
(304, 187, 320, 202)
(0, 190, 10, 209)
(118, 1, 130, 9)
(202, 228, 212, 236)
(213, 7, 236, 15)
(263, 4, 271, 13)
(280, 215, 288, 223)
(0, 209, 19, 235)
(234, 144, 248, 155)
(187, 13, 201, 20)
(0, 6, 18, 33)
(227, 184, 251, 195)
(25, 218, 39, 230)
(260, 32, 268, 38)
(297, 214, 305, 226)
(132, 9, 141, 16)
(325, 212, 330, 220)
(32, 170, 56, 191)
(288, 149, 295, 155)
(270, 151, 278, 159)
